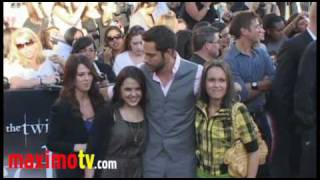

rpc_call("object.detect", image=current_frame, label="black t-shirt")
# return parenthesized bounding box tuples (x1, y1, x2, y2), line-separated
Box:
(182, 2, 218, 30)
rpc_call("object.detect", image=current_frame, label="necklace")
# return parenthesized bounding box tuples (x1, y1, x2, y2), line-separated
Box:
(127, 121, 143, 143)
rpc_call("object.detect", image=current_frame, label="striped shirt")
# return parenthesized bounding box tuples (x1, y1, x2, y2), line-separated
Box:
(195, 101, 258, 176)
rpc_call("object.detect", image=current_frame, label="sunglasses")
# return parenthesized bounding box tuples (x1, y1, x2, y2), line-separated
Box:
(107, 35, 122, 42)
(16, 39, 35, 49)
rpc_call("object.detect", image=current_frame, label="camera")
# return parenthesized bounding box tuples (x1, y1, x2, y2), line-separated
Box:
(4, 77, 10, 89)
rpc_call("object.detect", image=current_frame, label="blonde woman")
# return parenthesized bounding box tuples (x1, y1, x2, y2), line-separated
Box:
(5, 28, 61, 89)
(156, 10, 178, 32)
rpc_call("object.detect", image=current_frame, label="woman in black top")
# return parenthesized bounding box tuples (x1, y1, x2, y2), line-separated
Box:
(182, 2, 218, 30)
(86, 66, 147, 178)
(47, 54, 113, 178)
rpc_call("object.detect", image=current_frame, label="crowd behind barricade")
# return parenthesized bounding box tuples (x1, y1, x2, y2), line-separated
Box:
(3, 2, 317, 178)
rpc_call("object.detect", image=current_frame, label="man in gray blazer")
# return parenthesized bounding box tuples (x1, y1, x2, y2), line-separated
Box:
(141, 25, 203, 177)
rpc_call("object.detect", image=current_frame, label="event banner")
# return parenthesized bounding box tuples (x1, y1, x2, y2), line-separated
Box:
(4, 89, 59, 178)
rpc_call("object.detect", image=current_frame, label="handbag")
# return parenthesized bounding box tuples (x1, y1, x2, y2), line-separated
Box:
(224, 103, 268, 178)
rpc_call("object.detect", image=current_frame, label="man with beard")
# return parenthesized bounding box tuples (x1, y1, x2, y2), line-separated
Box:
(140, 25, 203, 177)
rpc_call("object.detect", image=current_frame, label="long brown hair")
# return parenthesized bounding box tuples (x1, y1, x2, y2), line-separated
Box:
(58, 54, 105, 115)
(199, 60, 235, 108)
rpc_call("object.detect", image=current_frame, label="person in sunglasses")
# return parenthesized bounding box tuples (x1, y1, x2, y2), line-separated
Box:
(98, 26, 125, 67)
(113, 25, 145, 76)
(4, 27, 61, 89)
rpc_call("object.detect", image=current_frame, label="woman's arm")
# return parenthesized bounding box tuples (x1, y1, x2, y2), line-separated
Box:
(246, 149, 259, 178)
(185, 2, 212, 22)
(9, 75, 58, 89)
(52, 3, 86, 26)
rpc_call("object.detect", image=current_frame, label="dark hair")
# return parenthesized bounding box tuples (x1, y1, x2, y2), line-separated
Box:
(59, 54, 104, 114)
(112, 66, 147, 110)
(124, 25, 145, 51)
(199, 60, 235, 108)
(104, 25, 124, 45)
(229, 11, 259, 39)
(211, 21, 226, 32)
(192, 26, 219, 52)
(64, 27, 83, 46)
(192, 21, 211, 32)
(142, 25, 177, 52)
(263, 13, 284, 30)
(71, 36, 96, 54)
(176, 30, 192, 59)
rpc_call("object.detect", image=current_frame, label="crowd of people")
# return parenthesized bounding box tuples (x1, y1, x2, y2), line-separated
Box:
(3, 2, 317, 178)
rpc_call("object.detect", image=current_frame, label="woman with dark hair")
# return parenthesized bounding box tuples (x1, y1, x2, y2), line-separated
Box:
(86, 66, 147, 178)
(47, 54, 113, 178)
(113, 25, 145, 75)
(71, 36, 116, 85)
(98, 25, 125, 66)
(52, 27, 84, 62)
(195, 60, 260, 177)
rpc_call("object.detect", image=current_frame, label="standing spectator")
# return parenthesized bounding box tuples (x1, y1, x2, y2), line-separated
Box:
(294, 41, 316, 178)
(182, 2, 219, 30)
(218, 24, 232, 59)
(283, 13, 309, 38)
(130, 2, 158, 31)
(80, 2, 101, 51)
(225, 11, 276, 177)
(23, 2, 49, 35)
(51, 2, 86, 36)
(40, 26, 60, 51)
(190, 26, 220, 65)
(96, 2, 118, 53)
(5, 28, 61, 89)
(269, 2, 317, 178)
(71, 36, 116, 86)
(47, 54, 109, 178)
(113, 25, 145, 75)
(195, 61, 259, 178)
(141, 25, 203, 177)
(99, 26, 125, 67)
(53, 27, 84, 61)
(85, 66, 147, 178)
(176, 29, 193, 59)
(263, 14, 288, 56)
(166, 2, 184, 18)
(156, 10, 179, 33)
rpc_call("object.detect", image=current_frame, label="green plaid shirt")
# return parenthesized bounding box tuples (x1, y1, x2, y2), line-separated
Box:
(195, 101, 258, 176)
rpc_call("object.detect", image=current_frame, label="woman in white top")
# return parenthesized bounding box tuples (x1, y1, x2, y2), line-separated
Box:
(129, 2, 158, 31)
(4, 27, 61, 89)
(51, 2, 86, 36)
(113, 25, 145, 76)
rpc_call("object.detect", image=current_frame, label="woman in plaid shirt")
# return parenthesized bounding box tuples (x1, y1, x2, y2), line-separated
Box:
(195, 61, 260, 178)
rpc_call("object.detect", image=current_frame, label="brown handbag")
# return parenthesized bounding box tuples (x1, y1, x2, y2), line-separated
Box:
(224, 103, 268, 178)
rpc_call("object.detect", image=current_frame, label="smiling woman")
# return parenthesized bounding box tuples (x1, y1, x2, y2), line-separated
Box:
(86, 66, 147, 178)
(195, 60, 260, 178)
(47, 54, 111, 178)
(4, 27, 61, 89)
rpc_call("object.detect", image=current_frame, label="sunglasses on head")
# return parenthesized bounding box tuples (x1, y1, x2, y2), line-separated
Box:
(107, 35, 122, 42)
(16, 39, 35, 49)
